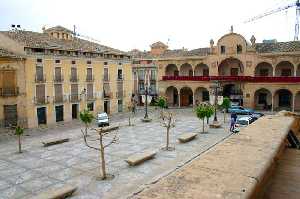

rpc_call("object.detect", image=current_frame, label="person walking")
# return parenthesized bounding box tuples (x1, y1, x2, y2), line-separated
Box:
(230, 116, 235, 132)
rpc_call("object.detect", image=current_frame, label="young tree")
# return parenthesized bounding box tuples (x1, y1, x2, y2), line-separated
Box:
(195, 105, 215, 133)
(80, 109, 94, 137)
(160, 111, 175, 151)
(156, 96, 167, 119)
(221, 97, 231, 123)
(82, 127, 118, 180)
(15, 126, 24, 153)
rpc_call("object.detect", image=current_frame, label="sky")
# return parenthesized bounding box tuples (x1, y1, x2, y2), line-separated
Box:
(0, 0, 297, 51)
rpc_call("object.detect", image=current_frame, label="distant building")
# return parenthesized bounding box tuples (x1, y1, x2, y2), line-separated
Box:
(0, 26, 132, 128)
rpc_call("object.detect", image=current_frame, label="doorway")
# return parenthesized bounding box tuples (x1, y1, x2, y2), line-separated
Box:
(55, 105, 64, 122)
(72, 104, 78, 119)
(104, 101, 110, 114)
(37, 107, 47, 125)
(4, 105, 17, 127)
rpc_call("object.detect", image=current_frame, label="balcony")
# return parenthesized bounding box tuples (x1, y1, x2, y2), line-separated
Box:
(162, 76, 300, 82)
(0, 87, 19, 97)
(70, 76, 79, 82)
(117, 76, 124, 81)
(116, 91, 125, 98)
(35, 74, 46, 83)
(103, 92, 112, 99)
(86, 75, 95, 82)
(34, 96, 50, 105)
(53, 75, 64, 83)
(53, 95, 67, 104)
(86, 93, 97, 101)
(69, 94, 81, 102)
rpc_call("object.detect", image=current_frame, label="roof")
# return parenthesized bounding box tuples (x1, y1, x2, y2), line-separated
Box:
(0, 30, 127, 55)
(150, 41, 168, 48)
(44, 25, 73, 34)
(255, 41, 300, 53)
(0, 48, 21, 58)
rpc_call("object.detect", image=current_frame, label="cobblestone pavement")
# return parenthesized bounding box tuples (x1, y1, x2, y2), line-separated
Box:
(0, 108, 232, 199)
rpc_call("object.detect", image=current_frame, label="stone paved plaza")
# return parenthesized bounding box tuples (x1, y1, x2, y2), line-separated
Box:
(0, 108, 231, 199)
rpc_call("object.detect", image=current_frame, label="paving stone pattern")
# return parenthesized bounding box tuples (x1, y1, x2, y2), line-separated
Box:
(0, 108, 231, 199)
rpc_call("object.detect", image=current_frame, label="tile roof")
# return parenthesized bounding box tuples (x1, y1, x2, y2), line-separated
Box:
(255, 41, 300, 53)
(0, 30, 127, 55)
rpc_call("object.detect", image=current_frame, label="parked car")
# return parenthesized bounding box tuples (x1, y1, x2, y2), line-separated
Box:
(228, 105, 254, 115)
(236, 116, 256, 127)
(96, 112, 109, 127)
(250, 112, 265, 121)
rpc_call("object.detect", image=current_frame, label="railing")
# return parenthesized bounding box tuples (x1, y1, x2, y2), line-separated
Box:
(116, 91, 125, 98)
(162, 76, 300, 82)
(34, 96, 50, 105)
(0, 87, 19, 97)
(103, 92, 112, 99)
(53, 75, 64, 83)
(86, 93, 97, 101)
(70, 76, 79, 82)
(69, 94, 81, 102)
(117, 76, 124, 81)
(86, 75, 95, 82)
(53, 95, 67, 103)
(35, 74, 46, 83)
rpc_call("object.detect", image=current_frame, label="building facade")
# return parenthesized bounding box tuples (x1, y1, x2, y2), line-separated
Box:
(0, 26, 132, 128)
(136, 31, 300, 112)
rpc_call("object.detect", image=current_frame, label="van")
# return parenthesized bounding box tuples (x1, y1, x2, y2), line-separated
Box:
(96, 112, 109, 127)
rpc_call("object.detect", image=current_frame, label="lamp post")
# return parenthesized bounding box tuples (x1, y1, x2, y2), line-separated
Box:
(142, 85, 152, 122)
(210, 81, 222, 128)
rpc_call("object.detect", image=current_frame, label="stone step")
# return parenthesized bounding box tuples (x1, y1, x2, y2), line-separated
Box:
(125, 151, 156, 166)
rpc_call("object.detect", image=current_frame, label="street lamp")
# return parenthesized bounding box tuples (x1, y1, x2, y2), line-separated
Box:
(142, 85, 152, 122)
(210, 81, 222, 128)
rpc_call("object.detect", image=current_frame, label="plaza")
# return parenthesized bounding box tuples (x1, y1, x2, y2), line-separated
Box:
(0, 108, 231, 199)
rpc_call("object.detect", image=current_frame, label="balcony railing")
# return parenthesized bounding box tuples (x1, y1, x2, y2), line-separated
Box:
(35, 74, 46, 83)
(86, 93, 97, 101)
(162, 75, 300, 82)
(0, 87, 19, 97)
(34, 96, 50, 105)
(117, 76, 124, 81)
(116, 91, 125, 98)
(53, 95, 67, 103)
(70, 76, 79, 82)
(53, 75, 64, 83)
(69, 94, 81, 102)
(103, 92, 112, 99)
(86, 75, 95, 82)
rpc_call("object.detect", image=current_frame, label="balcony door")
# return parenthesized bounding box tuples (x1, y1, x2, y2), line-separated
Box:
(1, 70, 16, 95)
(37, 107, 47, 125)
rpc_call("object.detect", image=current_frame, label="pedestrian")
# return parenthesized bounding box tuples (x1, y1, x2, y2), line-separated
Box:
(230, 116, 235, 132)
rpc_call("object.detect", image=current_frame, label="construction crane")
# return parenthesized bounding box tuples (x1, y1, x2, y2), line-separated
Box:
(244, 0, 300, 40)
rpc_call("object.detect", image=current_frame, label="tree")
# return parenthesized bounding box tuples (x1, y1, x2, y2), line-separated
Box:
(82, 127, 118, 180)
(160, 111, 175, 151)
(195, 105, 215, 133)
(15, 126, 24, 153)
(80, 109, 94, 137)
(127, 102, 136, 126)
(221, 97, 231, 123)
(156, 96, 167, 119)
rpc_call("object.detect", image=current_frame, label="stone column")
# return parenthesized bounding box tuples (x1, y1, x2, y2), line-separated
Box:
(272, 68, 275, 76)
(193, 92, 195, 107)
(178, 94, 181, 108)
(294, 68, 297, 77)
(271, 94, 274, 112)
(292, 94, 295, 112)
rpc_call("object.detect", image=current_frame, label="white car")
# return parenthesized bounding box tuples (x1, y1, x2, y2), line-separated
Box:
(236, 116, 255, 127)
(96, 112, 109, 127)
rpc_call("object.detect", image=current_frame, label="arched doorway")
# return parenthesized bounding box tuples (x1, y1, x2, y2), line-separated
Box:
(295, 91, 300, 112)
(255, 62, 273, 76)
(222, 84, 243, 105)
(274, 89, 293, 111)
(218, 58, 244, 76)
(254, 88, 272, 110)
(180, 87, 193, 107)
(165, 64, 178, 76)
(194, 87, 209, 106)
(275, 61, 294, 76)
(180, 63, 193, 76)
(166, 86, 179, 107)
(194, 63, 209, 76)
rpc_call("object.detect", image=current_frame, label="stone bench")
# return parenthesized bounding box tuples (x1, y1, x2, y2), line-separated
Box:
(95, 125, 119, 133)
(125, 151, 156, 166)
(178, 133, 198, 143)
(31, 184, 77, 199)
(42, 138, 70, 147)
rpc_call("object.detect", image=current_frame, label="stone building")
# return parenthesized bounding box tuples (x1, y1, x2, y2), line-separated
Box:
(0, 26, 132, 128)
(134, 31, 300, 112)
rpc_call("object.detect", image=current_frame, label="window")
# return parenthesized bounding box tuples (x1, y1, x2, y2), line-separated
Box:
(230, 68, 239, 76)
(104, 68, 109, 81)
(87, 102, 94, 111)
(203, 69, 209, 76)
(71, 60, 76, 65)
(281, 69, 292, 76)
(118, 69, 123, 80)
(104, 62, 108, 65)
(259, 69, 269, 76)
(203, 91, 209, 101)
(55, 59, 61, 64)
(118, 100, 123, 112)
(221, 46, 226, 54)
(237, 45, 242, 54)
(87, 60, 92, 64)
(37, 58, 43, 63)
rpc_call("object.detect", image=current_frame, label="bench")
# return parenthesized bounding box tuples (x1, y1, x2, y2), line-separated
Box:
(125, 151, 156, 166)
(31, 184, 77, 199)
(42, 138, 70, 147)
(95, 125, 119, 133)
(178, 133, 198, 143)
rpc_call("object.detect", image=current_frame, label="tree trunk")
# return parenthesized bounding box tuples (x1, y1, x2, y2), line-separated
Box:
(85, 124, 88, 137)
(128, 115, 131, 126)
(99, 133, 106, 179)
(166, 127, 170, 150)
(18, 135, 21, 153)
(202, 119, 205, 133)
(224, 111, 226, 123)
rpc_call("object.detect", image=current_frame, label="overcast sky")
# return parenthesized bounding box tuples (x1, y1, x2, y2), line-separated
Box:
(0, 0, 297, 51)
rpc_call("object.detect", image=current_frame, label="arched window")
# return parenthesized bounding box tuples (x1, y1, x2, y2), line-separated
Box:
(237, 45, 242, 54)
